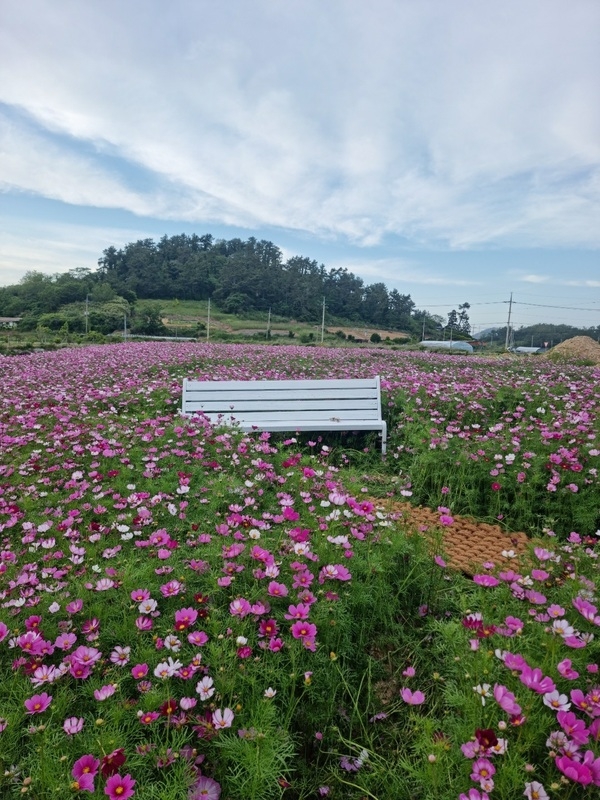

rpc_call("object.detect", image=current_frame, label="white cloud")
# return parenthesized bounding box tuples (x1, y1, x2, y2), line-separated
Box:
(0, 218, 153, 284)
(0, 0, 599, 251)
(329, 258, 482, 287)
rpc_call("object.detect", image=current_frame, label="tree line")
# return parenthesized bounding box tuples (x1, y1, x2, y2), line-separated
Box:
(0, 233, 460, 336)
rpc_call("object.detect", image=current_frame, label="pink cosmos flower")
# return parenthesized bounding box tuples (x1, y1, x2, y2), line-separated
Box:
(110, 646, 131, 666)
(284, 603, 310, 620)
(94, 684, 117, 701)
(24, 692, 52, 714)
(189, 775, 222, 799)
(519, 665, 555, 695)
(557, 659, 580, 680)
(400, 688, 425, 705)
(174, 607, 198, 630)
(473, 575, 499, 587)
(130, 588, 150, 602)
(55, 632, 77, 650)
(63, 716, 84, 735)
(229, 597, 251, 617)
(267, 581, 289, 597)
(213, 708, 235, 729)
(104, 773, 136, 800)
(196, 676, 215, 701)
(188, 630, 209, 646)
(291, 621, 317, 639)
(524, 783, 548, 800)
(470, 758, 495, 784)
(493, 684, 522, 716)
(557, 710, 590, 745)
(543, 690, 571, 712)
(72, 645, 102, 666)
(138, 710, 160, 724)
(459, 790, 489, 800)
(66, 598, 83, 614)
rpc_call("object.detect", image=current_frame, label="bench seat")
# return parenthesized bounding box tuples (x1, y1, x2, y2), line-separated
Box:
(181, 376, 387, 453)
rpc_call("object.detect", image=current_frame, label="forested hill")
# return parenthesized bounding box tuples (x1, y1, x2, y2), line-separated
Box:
(97, 234, 423, 329)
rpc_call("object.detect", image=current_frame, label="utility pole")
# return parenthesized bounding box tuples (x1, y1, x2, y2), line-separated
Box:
(421, 317, 425, 341)
(206, 299, 211, 342)
(85, 294, 89, 335)
(320, 297, 325, 344)
(123, 312, 127, 340)
(505, 292, 513, 350)
(266, 307, 271, 340)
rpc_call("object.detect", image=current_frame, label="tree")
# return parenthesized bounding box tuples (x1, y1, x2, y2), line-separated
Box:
(361, 283, 389, 326)
(458, 302, 471, 335)
(130, 303, 167, 336)
(446, 308, 459, 332)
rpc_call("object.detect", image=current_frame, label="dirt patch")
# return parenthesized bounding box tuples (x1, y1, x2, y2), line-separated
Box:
(377, 500, 531, 574)
(544, 336, 600, 365)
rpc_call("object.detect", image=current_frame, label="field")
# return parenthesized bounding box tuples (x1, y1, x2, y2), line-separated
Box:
(1, 342, 599, 799)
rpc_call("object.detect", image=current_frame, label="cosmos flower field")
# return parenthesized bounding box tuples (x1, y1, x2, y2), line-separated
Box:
(0, 342, 599, 799)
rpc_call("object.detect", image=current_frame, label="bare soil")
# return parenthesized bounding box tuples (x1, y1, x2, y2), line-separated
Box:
(545, 336, 600, 365)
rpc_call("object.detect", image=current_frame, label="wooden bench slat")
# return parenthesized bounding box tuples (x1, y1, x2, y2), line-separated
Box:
(184, 388, 379, 402)
(185, 399, 379, 413)
(185, 378, 379, 391)
(188, 411, 380, 423)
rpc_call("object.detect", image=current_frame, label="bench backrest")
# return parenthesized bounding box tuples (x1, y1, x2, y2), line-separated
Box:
(181, 376, 383, 427)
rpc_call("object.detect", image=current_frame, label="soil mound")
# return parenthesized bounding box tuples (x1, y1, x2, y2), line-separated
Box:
(546, 336, 600, 365)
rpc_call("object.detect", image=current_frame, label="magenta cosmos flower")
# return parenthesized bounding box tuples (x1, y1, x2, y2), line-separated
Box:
(104, 773, 136, 800)
(555, 750, 600, 786)
(24, 692, 52, 714)
(72, 754, 100, 780)
(473, 575, 499, 587)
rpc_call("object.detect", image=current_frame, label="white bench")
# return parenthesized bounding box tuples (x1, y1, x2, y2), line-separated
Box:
(181, 376, 387, 453)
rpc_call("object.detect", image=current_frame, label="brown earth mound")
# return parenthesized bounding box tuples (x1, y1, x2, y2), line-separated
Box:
(378, 500, 531, 574)
(545, 336, 600, 365)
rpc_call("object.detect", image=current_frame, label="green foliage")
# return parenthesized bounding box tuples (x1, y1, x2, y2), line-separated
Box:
(130, 302, 168, 336)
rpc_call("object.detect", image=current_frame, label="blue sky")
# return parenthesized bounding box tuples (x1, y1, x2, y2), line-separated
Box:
(1, 0, 599, 331)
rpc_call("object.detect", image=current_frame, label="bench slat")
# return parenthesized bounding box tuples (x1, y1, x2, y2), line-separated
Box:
(188, 410, 380, 422)
(185, 399, 379, 412)
(184, 388, 378, 402)
(185, 378, 379, 391)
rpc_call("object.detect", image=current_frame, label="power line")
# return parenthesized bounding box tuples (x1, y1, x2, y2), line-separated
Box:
(513, 301, 600, 312)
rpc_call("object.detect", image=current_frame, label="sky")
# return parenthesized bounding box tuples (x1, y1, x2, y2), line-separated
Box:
(1, 0, 599, 332)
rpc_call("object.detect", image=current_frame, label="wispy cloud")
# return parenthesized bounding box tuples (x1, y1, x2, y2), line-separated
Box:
(329, 258, 482, 287)
(519, 274, 550, 284)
